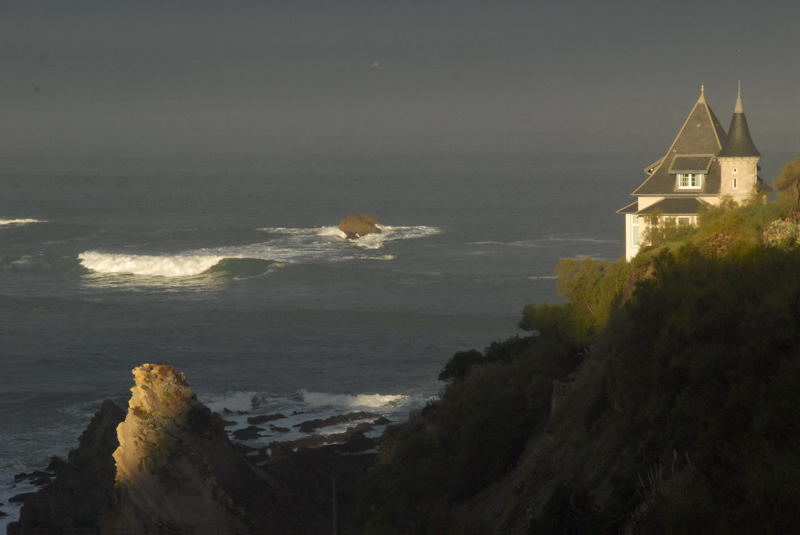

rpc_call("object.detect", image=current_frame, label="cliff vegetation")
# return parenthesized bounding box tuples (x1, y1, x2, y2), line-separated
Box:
(357, 170, 800, 534)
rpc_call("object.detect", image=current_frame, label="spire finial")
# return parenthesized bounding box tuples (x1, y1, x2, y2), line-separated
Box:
(700, 83, 705, 96)
(735, 81, 744, 113)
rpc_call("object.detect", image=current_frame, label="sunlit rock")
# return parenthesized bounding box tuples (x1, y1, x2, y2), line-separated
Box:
(100, 363, 258, 534)
(338, 214, 382, 239)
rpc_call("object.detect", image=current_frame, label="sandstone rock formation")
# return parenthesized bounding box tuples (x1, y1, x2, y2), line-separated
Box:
(9, 364, 376, 535)
(100, 363, 262, 534)
(338, 214, 382, 239)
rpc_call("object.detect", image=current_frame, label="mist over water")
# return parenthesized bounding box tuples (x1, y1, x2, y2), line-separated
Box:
(2, 1, 797, 527)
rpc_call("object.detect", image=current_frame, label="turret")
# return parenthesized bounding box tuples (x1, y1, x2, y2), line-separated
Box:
(718, 82, 760, 201)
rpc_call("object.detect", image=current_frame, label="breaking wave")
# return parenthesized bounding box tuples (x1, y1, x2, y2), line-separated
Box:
(78, 252, 226, 277)
(300, 390, 408, 409)
(260, 224, 440, 250)
(0, 218, 45, 226)
(79, 223, 439, 277)
(202, 389, 409, 414)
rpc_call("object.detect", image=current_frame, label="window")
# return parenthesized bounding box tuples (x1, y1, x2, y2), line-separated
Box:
(733, 178, 737, 189)
(733, 168, 738, 174)
(632, 217, 640, 246)
(677, 217, 691, 226)
(677, 173, 703, 189)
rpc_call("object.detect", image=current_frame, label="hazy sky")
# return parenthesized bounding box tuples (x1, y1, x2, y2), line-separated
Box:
(1, 1, 799, 175)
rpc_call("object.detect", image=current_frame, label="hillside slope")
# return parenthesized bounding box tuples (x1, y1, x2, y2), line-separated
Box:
(360, 199, 800, 534)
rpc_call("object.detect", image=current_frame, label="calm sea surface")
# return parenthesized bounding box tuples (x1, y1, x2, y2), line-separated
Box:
(0, 151, 627, 524)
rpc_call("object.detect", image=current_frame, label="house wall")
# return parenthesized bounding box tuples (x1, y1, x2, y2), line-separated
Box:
(625, 213, 641, 260)
(719, 156, 759, 202)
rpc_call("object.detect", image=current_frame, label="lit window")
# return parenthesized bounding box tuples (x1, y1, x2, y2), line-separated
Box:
(678, 173, 703, 189)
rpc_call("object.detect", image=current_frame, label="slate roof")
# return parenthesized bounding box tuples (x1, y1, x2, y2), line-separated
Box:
(635, 198, 710, 215)
(669, 155, 713, 173)
(632, 92, 728, 196)
(719, 113, 760, 157)
(719, 87, 760, 157)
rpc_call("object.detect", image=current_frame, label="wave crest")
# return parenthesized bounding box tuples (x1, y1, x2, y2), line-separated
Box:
(0, 218, 46, 226)
(78, 251, 226, 277)
(301, 389, 407, 409)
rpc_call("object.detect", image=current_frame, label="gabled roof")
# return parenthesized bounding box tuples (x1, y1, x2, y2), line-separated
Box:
(632, 89, 728, 196)
(636, 197, 711, 215)
(719, 85, 760, 157)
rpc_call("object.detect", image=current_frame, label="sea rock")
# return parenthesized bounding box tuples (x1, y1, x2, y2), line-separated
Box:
(9, 399, 125, 534)
(247, 413, 286, 425)
(100, 363, 262, 534)
(295, 411, 380, 433)
(232, 425, 265, 440)
(8, 494, 34, 505)
(8, 364, 377, 535)
(271, 422, 376, 458)
(338, 214, 382, 239)
(45, 456, 66, 473)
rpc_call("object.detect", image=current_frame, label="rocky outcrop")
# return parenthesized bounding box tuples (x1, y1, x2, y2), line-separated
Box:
(9, 399, 125, 534)
(338, 214, 382, 239)
(8, 364, 377, 535)
(100, 364, 264, 534)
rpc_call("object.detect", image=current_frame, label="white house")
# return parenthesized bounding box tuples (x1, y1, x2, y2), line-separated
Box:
(618, 84, 770, 259)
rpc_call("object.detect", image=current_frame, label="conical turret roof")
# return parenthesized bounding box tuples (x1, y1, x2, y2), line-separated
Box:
(719, 83, 760, 157)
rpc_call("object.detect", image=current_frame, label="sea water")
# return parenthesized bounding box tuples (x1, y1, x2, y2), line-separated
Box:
(0, 152, 628, 526)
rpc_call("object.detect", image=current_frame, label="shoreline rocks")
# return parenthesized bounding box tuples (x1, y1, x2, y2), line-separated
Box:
(7, 364, 380, 535)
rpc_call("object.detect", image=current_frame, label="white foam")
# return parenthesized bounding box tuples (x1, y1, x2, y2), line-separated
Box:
(257, 226, 318, 235)
(0, 218, 45, 226)
(260, 224, 440, 249)
(78, 251, 226, 277)
(80, 223, 440, 278)
(316, 226, 347, 238)
(301, 389, 408, 409)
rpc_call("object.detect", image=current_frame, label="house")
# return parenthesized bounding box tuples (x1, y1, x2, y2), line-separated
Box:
(618, 84, 770, 259)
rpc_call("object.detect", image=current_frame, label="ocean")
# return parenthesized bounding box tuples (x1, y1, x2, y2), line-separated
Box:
(0, 151, 627, 526)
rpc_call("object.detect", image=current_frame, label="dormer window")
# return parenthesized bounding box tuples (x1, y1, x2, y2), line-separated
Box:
(678, 173, 703, 189)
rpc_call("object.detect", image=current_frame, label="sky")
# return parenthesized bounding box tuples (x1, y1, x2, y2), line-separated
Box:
(1, 1, 799, 176)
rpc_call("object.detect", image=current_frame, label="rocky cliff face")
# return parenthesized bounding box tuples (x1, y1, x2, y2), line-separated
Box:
(10, 364, 372, 535)
(9, 400, 124, 534)
(100, 363, 261, 534)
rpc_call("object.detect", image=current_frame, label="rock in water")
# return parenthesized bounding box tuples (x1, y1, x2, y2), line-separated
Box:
(9, 364, 371, 535)
(338, 214, 382, 239)
(100, 363, 261, 534)
(9, 399, 124, 534)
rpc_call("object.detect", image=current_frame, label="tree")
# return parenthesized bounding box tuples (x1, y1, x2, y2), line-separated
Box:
(773, 157, 800, 217)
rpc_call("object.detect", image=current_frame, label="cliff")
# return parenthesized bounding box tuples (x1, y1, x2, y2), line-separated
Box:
(359, 238, 800, 533)
(100, 363, 262, 533)
(11, 364, 373, 535)
(9, 400, 124, 534)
